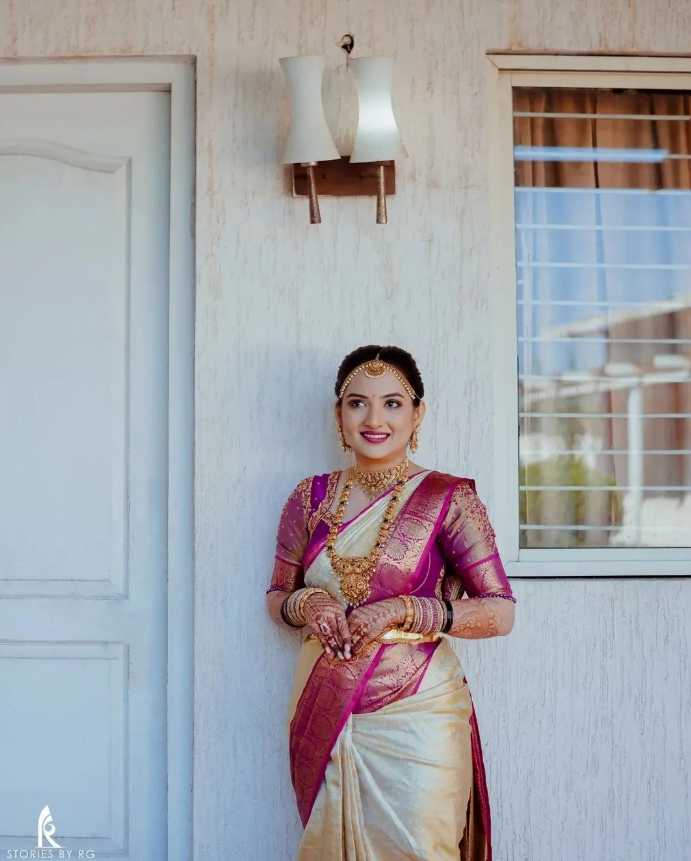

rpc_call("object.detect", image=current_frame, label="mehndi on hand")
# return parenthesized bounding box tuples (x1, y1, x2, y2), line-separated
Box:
(301, 590, 352, 659)
(348, 597, 406, 656)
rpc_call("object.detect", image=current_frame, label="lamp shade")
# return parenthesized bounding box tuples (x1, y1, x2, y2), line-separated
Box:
(349, 56, 405, 163)
(279, 55, 340, 165)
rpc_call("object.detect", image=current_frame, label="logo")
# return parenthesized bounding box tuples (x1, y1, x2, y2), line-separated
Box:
(38, 807, 61, 849)
(4, 806, 95, 859)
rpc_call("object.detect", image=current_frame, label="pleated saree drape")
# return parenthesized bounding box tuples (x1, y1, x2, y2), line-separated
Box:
(290, 635, 474, 861)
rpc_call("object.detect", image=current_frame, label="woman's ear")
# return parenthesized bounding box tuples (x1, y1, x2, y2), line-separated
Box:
(415, 401, 427, 425)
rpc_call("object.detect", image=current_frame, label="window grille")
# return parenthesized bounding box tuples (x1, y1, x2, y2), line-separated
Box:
(513, 87, 691, 549)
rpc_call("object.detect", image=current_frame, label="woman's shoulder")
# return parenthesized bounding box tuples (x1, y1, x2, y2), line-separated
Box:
(278, 475, 314, 524)
(282, 470, 339, 518)
(424, 469, 477, 493)
(428, 472, 496, 536)
(304, 470, 340, 498)
(290, 469, 338, 486)
(285, 474, 315, 498)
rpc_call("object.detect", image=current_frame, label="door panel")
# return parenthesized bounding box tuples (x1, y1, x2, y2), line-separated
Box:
(0, 92, 171, 859)
(1, 147, 128, 595)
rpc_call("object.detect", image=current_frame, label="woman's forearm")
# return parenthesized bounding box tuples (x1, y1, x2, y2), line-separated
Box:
(266, 590, 302, 630)
(447, 597, 515, 639)
(269, 591, 514, 638)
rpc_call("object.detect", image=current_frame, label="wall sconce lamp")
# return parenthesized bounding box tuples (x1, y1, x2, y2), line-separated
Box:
(279, 55, 341, 224)
(279, 53, 405, 224)
(348, 56, 405, 224)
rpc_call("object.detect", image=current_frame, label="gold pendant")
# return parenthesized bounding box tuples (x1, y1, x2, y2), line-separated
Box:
(338, 568, 372, 606)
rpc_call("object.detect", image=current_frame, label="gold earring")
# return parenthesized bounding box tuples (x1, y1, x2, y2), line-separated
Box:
(337, 424, 350, 452)
(409, 426, 419, 454)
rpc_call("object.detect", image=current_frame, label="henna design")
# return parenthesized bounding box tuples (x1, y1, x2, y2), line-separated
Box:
(447, 597, 502, 639)
(348, 598, 406, 656)
(303, 592, 352, 659)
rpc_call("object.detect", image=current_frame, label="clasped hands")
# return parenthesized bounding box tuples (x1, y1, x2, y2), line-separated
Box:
(303, 591, 406, 660)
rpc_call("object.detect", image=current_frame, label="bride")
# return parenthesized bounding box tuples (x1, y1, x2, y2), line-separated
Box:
(266, 344, 516, 861)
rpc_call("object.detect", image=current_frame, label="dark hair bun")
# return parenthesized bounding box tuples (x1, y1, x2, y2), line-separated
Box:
(335, 345, 424, 405)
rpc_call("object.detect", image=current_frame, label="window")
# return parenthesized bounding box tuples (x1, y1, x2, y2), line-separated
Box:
(487, 56, 691, 575)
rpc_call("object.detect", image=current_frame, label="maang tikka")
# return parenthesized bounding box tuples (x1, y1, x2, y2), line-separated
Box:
(338, 353, 419, 402)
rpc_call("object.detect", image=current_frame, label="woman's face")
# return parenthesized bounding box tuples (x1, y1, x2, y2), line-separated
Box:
(336, 369, 424, 467)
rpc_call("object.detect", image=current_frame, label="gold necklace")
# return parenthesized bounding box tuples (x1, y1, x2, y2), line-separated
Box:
(326, 460, 409, 607)
(349, 458, 409, 501)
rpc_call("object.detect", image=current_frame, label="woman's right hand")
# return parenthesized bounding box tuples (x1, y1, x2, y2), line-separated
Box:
(303, 592, 352, 660)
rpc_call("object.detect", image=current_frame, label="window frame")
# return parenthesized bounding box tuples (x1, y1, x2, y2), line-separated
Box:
(486, 53, 691, 577)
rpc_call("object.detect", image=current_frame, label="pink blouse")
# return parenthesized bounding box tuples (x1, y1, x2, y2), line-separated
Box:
(267, 471, 514, 604)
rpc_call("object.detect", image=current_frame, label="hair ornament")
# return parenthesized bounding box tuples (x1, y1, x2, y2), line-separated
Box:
(338, 351, 419, 401)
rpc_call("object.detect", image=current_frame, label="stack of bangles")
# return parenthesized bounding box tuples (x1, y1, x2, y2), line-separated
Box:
(280, 587, 327, 628)
(280, 589, 516, 632)
(400, 595, 454, 635)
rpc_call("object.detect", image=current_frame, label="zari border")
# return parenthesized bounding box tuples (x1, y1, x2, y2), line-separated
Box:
(289, 642, 384, 827)
(307, 470, 340, 535)
(297, 476, 314, 525)
(464, 687, 492, 861)
(368, 470, 462, 602)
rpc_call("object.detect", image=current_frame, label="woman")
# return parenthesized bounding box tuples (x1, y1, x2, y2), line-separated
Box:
(266, 345, 515, 861)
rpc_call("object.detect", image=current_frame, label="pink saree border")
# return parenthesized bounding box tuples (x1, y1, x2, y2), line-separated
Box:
(289, 644, 384, 827)
(467, 684, 492, 860)
(307, 648, 383, 823)
(367, 471, 463, 603)
(407, 475, 459, 592)
(409, 643, 438, 698)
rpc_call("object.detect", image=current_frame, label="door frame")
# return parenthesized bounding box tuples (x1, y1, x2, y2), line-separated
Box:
(0, 58, 195, 861)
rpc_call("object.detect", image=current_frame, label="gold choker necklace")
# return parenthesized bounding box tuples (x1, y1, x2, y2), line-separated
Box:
(349, 458, 410, 501)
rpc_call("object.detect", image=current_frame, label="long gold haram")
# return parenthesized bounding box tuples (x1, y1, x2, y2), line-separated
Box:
(326, 460, 410, 607)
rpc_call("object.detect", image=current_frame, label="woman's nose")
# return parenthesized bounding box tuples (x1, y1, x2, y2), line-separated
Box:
(363, 407, 385, 428)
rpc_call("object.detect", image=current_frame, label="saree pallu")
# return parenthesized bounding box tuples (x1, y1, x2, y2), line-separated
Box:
(270, 469, 513, 861)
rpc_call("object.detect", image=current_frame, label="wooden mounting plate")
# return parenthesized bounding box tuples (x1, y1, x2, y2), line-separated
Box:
(292, 157, 396, 197)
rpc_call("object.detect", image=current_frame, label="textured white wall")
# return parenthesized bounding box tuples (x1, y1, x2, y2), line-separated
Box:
(2, 1, 690, 859)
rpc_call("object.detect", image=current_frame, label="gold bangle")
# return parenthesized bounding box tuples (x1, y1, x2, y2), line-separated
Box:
(283, 592, 302, 626)
(401, 595, 415, 631)
(295, 587, 328, 624)
(411, 596, 422, 633)
(438, 599, 447, 634)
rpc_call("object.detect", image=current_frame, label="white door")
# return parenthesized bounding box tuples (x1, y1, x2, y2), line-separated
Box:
(0, 91, 171, 859)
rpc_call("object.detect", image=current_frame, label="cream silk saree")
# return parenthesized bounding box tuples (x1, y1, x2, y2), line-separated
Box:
(268, 469, 514, 861)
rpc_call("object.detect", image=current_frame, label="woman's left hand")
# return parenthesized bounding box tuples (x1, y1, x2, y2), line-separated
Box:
(348, 598, 406, 656)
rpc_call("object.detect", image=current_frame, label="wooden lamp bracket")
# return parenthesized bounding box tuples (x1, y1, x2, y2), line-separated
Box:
(292, 157, 395, 198)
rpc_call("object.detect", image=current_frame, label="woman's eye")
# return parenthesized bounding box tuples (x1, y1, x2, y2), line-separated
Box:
(347, 399, 401, 408)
